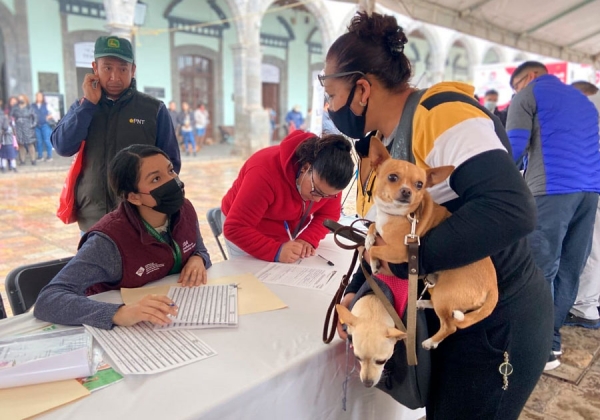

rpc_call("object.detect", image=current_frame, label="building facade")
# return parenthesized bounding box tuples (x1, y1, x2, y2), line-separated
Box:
(0, 0, 538, 155)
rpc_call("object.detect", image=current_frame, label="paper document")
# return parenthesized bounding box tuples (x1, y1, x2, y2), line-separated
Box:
(0, 379, 89, 420)
(85, 323, 216, 375)
(0, 328, 94, 389)
(255, 264, 338, 290)
(157, 284, 238, 330)
(121, 273, 288, 315)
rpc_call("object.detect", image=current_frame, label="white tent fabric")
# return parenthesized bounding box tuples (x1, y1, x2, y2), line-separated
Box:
(376, 0, 600, 66)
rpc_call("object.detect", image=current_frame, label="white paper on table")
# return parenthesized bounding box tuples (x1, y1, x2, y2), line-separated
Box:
(0, 328, 94, 389)
(156, 284, 238, 330)
(85, 323, 216, 375)
(255, 264, 338, 290)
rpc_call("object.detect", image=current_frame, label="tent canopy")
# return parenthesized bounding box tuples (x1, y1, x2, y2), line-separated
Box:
(378, 0, 600, 66)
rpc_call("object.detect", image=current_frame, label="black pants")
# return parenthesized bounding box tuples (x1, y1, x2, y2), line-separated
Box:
(426, 271, 553, 420)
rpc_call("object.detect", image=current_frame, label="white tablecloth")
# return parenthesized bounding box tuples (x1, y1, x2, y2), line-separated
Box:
(0, 236, 425, 420)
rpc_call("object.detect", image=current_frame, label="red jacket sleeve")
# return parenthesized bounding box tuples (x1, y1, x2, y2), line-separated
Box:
(222, 167, 282, 261)
(296, 196, 341, 248)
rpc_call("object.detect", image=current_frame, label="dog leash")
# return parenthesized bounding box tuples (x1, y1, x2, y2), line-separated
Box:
(322, 221, 368, 344)
(359, 213, 420, 366)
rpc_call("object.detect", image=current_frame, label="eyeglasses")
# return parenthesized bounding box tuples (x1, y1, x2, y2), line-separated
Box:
(318, 71, 366, 87)
(309, 170, 338, 199)
(512, 74, 529, 93)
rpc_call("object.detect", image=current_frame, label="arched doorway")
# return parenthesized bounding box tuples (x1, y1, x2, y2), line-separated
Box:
(261, 57, 286, 141)
(178, 54, 214, 126)
(445, 40, 471, 82)
(483, 47, 501, 64)
(260, 1, 326, 136)
(405, 30, 432, 87)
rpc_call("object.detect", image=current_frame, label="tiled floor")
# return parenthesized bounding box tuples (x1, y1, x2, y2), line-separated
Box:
(1, 146, 598, 418)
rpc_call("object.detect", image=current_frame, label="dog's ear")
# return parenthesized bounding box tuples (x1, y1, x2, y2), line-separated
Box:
(425, 165, 455, 188)
(386, 327, 407, 341)
(336, 304, 358, 327)
(368, 136, 391, 169)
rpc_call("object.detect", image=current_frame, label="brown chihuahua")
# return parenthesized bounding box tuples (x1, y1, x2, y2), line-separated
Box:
(365, 137, 498, 350)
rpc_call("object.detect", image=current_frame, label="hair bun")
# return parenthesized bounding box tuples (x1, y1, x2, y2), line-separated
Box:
(349, 12, 408, 57)
(385, 27, 408, 56)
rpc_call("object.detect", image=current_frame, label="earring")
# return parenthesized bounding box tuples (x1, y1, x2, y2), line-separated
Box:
(359, 101, 367, 107)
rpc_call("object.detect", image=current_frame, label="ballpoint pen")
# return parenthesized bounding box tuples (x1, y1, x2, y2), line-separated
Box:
(317, 254, 335, 266)
(283, 221, 294, 241)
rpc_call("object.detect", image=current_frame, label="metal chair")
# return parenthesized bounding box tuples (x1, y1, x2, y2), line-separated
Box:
(0, 292, 6, 319)
(206, 207, 228, 260)
(5, 257, 73, 315)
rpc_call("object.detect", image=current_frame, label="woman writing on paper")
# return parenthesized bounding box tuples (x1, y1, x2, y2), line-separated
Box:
(34, 144, 211, 329)
(221, 130, 354, 263)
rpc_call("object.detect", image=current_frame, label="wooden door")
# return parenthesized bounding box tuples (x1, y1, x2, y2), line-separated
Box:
(178, 55, 214, 137)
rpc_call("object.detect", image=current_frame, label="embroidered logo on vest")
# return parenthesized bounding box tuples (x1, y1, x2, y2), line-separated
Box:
(129, 118, 145, 125)
(145, 262, 165, 274)
(182, 240, 196, 254)
(136, 267, 145, 277)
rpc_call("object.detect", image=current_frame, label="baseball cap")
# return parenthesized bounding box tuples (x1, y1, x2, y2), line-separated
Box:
(94, 36, 134, 63)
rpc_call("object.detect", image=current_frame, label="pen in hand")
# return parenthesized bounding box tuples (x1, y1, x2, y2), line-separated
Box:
(283, 221, 294, 241)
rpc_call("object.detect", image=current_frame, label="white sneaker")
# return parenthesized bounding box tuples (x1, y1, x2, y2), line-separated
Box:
(544, 353, 561, 371)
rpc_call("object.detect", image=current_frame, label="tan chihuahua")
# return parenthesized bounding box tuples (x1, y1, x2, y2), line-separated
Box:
(336, 297, 406, 387)
(365, 137, 498, 350)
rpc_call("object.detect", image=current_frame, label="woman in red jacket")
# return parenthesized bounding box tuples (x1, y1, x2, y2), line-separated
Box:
(221, 130, 354, 263)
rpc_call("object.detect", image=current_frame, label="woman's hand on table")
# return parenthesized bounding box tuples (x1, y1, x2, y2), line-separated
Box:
(179, 255, 207, 286)
(294, 239, 316, 258)
(336, 293, 355, 341)
(113, 294, 178, 327)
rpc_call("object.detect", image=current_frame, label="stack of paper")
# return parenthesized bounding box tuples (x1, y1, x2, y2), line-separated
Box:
(120, 273, 288, 316)
(0, 328, 95, 389)
(85, 323, 216, 375)
(157, 284, 238, 330)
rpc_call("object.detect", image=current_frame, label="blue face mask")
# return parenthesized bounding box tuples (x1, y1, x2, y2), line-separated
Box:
(328, 85, 367, 139)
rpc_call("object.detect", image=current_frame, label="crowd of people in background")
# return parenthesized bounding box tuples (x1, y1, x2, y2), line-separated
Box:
(0, 92, 57, 173)
(167, 100, 211, 157)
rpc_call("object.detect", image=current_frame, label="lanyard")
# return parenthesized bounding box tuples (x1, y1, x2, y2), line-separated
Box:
(142, 219, 182, 275)
(294, 201, 314, 238)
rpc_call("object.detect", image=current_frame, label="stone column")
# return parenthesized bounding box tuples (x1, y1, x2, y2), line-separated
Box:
(103, 0, 137, 40)
(10, 1, 33, 98)
(232, 13, 270, 158)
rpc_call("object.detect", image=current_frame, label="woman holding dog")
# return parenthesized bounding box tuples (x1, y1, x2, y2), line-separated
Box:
(325, 12, 553, 420)
(221, 130, 354, 263)
(34, 144, 212, 329)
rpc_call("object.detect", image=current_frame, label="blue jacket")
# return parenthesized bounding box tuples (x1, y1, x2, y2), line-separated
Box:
(507, 74, 600, 196)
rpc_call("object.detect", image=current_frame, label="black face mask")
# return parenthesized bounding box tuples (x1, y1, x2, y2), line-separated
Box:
(328, 85, 367, 139)
(142, 177, 185, 215)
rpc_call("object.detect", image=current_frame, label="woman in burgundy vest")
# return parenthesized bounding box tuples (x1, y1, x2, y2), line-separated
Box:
(34, 145, 211, 329)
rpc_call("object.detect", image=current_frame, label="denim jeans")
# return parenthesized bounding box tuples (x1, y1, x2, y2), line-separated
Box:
(527, 192, 599, 351)
(35, 123, 53, 159)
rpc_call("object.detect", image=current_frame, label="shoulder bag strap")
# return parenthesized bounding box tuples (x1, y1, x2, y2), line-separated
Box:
(391, 89, 427, 163)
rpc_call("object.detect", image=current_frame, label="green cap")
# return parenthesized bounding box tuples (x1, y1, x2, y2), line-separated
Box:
(94, 36, 134, 63)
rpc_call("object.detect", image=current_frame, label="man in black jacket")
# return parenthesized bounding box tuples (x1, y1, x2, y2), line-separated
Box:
(52, 36, 181, 232)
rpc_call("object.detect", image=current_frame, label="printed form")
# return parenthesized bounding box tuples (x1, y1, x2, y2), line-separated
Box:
(255, 264, 338, 290)
(158, 284, 238, 330)
(85, 323, 216, 375)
